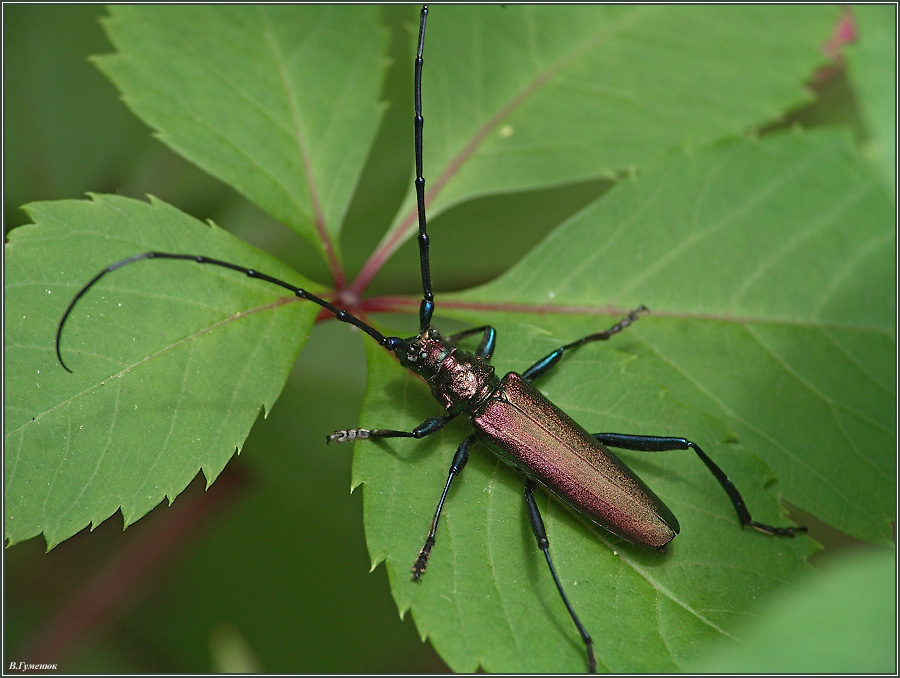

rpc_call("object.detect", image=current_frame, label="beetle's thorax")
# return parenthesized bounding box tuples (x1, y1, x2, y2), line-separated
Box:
(396, 329, 499, 414)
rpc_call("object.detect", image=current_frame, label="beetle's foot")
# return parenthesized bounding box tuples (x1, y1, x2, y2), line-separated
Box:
(748, 521, 807, 537)
(411, 537, 435, 580)
(326, 428, 370, 445)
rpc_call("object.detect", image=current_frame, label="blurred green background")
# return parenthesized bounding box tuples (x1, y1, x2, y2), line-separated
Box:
(4, 4, 890, 674)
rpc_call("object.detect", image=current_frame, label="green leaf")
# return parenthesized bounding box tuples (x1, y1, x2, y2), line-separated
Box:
(4, 195, 316, 547)
(689, 548, 896, 673)
(845, 5, 897, 195)
(93, 6, 388, 256)
(372, 5, 839, 270)
(466, 131, 895, 546)
(5, 5, 890, 674)
(354, 132, 891, 672)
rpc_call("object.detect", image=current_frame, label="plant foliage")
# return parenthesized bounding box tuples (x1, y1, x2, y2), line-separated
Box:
(5, 5, 893, 673)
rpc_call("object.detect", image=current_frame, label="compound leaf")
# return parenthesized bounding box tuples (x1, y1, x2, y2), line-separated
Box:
(5, 195, 316, 547)
(94, 5, 388, 256)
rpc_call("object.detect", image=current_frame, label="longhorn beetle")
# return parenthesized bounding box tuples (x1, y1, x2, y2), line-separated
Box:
(56, 6, 806, 673)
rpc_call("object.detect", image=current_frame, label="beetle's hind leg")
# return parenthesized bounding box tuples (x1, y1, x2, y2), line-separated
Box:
(593, 433, 807, 537)
(524, 479, 597, 673)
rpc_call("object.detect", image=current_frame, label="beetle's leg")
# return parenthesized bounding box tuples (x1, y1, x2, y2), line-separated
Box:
(522, 306, 647, 382)
(447, 325, 497, 361)
(411, 434, 475, 579)
(329, 327, 494, 445)
(593, 433, 807, 537)
(524, 479, 597, 673)
(326, 413, 456, 445)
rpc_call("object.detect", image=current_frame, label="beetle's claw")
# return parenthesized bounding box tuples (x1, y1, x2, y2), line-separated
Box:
(411, 537, 434, 581)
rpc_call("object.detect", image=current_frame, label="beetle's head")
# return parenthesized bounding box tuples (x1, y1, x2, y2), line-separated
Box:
(386, 329, 450, 380)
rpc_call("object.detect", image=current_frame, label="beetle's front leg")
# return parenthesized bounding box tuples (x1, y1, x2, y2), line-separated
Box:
(447, 325, 497, 360)
(326, 413, 455, 444)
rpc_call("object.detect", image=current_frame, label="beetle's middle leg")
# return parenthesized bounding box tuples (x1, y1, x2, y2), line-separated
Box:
(409, 327, 495, 578)
(410, 433, 477, 579)
(522, 306, 647, 382)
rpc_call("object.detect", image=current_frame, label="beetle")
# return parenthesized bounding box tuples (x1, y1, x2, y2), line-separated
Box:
(55, 6, 807, 673)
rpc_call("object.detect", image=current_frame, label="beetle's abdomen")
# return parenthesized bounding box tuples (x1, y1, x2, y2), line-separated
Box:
(473, 372, 679, 549)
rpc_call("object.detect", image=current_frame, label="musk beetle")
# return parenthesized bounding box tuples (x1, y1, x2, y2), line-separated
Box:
(55, 6, 807, 673)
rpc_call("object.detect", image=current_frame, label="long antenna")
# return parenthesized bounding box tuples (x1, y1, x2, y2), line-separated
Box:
(58, 6, 439, 372)
(55, 252, 404, 372)
(414, 5, 434, 332)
